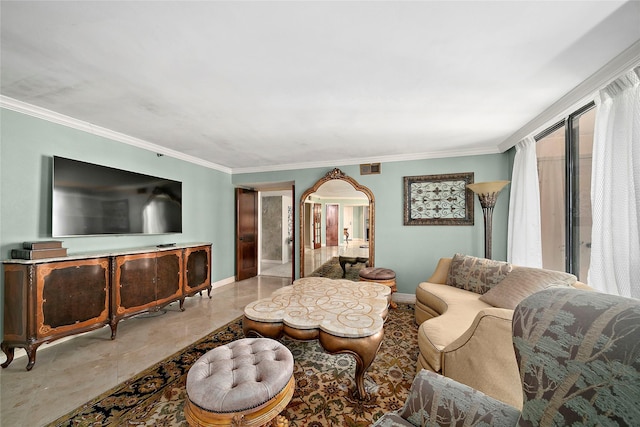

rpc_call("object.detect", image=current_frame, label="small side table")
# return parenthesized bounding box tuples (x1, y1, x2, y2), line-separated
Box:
(359, 267, 397, 309)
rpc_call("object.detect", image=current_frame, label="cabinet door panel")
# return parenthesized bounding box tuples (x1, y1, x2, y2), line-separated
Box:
(156, 250, 182, 304)
(184, 246, 211, 294)
(116, 255, 156, 312)
(3, 265, 29, 341)
(36, 258, 109, 338)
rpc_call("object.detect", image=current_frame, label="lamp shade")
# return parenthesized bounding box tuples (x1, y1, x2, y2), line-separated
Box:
(467, 180, 510, 195)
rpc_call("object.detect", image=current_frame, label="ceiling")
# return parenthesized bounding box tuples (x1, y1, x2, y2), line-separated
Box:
(313, 179, 368, 200)
(2, 1, 639, 174)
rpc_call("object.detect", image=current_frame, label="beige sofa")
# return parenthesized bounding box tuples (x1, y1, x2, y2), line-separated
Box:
(415, 255, 590, 409)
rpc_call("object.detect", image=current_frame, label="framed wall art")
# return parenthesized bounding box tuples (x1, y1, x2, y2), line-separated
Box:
(403, 172, 474, 225)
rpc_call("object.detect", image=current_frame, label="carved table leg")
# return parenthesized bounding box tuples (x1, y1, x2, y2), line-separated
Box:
(318, 328, 384, 400)
(243, 316, 384, 400)
(389, 282, 398, 309)
(339, 258, 349, 278)
(1, 342, 14, 368)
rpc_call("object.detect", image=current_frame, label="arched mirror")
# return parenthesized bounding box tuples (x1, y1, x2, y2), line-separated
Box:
(299, 168, 375, 277)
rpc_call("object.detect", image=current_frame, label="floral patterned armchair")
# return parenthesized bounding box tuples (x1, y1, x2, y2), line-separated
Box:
(373, 287, 640, 426)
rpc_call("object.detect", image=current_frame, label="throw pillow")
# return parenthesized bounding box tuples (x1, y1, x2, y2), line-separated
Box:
(445, 253, 512, 294)
(479, 266, 577, 309)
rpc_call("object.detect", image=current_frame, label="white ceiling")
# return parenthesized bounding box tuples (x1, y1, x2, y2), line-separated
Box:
(2, 1, 639, 173)
(313, 179, 368, 200)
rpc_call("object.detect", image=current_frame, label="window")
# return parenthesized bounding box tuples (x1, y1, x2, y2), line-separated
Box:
(536, 103, 595, 281)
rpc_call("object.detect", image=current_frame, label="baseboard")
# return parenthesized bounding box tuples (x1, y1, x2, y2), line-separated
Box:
(393, 292, 416, 305)
(212, 276, 236, 290)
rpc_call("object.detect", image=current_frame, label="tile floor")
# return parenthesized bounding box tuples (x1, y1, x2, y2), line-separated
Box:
(0, 244, 363, 426)
(303, 239, 369, 274)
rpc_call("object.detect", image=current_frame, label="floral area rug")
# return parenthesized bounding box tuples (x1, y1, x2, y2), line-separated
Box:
(49, 304, 418, 426)
(308, 256, 364, 281)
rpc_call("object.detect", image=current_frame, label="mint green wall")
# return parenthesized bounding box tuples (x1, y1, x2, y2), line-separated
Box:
(0, 107, 513, 337)
(233, 155, 511, 295)
(0, 109, 236, 335)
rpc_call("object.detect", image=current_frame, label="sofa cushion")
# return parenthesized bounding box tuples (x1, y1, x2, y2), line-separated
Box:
(417, 282, 493, 372)
(479, 266, 577, 309)
(445, 253, 512, 294)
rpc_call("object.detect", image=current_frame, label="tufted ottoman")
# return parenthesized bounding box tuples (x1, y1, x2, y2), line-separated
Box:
(184, 338, 295, 427)
(359, 267, 397, 309)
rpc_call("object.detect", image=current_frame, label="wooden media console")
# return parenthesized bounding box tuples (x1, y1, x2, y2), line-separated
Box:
(1, 242, 211, 371)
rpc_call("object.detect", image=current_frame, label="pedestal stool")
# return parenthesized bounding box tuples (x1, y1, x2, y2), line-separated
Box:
(185, 337, 295, 427)
(359, 267, 397, 309)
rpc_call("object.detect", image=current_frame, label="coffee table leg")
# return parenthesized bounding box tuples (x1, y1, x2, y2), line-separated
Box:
(339, 258, 348, 277)
(318, 328, 384, 400)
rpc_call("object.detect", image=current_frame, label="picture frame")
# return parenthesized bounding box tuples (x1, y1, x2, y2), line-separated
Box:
(403, 172, 474, 225)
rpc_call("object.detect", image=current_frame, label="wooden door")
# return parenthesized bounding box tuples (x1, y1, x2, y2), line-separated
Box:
(290, 184, 295, 282)
(326, 204, 339, 246)
(313, 203, 322, 249)
(236, 188, 258, 281)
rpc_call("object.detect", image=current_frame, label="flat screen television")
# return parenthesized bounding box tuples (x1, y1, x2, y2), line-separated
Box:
(52, 156, 182, 237)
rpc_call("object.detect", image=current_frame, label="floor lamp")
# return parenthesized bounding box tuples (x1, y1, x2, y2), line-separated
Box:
(467, 180, 510, 259)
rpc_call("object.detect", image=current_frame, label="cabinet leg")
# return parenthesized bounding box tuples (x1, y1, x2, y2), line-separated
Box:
(179, 298, 186, 311)
(207, 286, 212, 299)
(110, 322, 118, 340)
(1, 342, 14, 368)
(25, 344, 39, 371)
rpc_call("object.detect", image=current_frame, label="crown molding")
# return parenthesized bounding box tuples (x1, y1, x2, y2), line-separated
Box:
(498, 40, 640, 152)
(2, 95, 502, 176)
(0, 96, 232, 174)
(230, 146, 500, 175)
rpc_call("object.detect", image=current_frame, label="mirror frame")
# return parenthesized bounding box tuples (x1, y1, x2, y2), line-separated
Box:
(299, 168, 375, 277)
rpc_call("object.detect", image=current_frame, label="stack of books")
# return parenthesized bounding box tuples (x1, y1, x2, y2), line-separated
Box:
(11, 241, 67, 260)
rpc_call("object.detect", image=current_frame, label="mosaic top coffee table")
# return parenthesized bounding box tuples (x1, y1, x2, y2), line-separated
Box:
(243, 277, 390, 399)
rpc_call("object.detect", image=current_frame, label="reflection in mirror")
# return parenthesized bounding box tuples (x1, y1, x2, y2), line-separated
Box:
(299, 168, 375, 277)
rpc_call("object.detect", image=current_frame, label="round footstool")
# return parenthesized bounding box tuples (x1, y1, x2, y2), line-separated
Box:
(185, 338, 295, 427)
(359, 267, 397, 309)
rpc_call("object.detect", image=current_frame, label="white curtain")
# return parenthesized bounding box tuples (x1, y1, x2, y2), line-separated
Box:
(589, 67, 640, 298)
(507, 136, 543, 267)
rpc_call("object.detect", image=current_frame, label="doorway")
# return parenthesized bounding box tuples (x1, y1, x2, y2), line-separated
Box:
(235, 183, 294, 282)
(259, 190, 294, 279)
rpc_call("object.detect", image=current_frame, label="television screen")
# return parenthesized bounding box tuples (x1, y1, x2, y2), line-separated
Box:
(52, 156, 182, 237)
